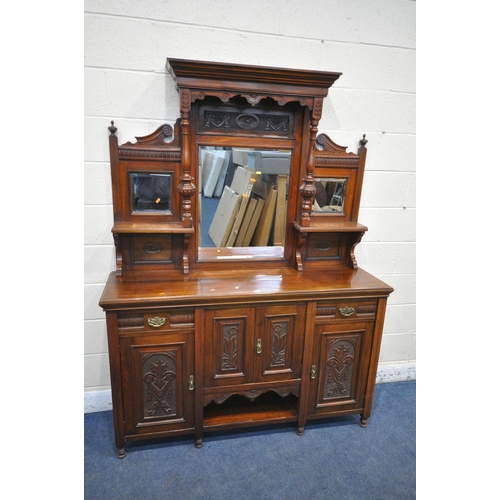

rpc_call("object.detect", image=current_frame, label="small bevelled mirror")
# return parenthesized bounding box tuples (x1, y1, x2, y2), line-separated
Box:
(131, 173, 172, 213)
(312, 178, 347, 214)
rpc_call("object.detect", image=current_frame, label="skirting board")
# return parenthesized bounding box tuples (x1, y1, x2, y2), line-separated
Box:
(84, 361, 416, 414)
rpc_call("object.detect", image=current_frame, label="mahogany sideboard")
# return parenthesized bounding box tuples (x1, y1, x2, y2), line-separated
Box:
(99, 58, 393, 458)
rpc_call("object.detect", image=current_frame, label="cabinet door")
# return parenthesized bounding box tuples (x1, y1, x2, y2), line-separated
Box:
(204, 307, 255, 388)
(120, 332, 195, 437)
(254, 304, 306, 383)
(308, 321, 373, 418)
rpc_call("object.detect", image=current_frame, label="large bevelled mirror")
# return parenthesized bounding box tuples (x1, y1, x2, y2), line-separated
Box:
(198, 146, 291, 252)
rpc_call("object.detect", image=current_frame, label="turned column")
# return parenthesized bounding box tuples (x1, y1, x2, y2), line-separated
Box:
(178, 89, 196, 228)
(299, 98, 323, 227)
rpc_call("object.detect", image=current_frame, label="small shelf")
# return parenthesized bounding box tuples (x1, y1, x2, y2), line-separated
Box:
(203, 392, 298, 430)
(293, 221, 368, 233)
(112, 221, 195, 234)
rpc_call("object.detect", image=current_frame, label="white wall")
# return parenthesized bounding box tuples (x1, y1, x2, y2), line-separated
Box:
(84, 0, 416, 411)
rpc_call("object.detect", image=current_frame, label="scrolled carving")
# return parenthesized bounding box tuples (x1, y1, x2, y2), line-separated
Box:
(348, 232, 364, 269)
(161, 123, 173, 137)
(315, 133, 352, 154)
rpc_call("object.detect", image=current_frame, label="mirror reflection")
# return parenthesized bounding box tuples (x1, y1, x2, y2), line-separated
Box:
(199, 147, 290, 248)
(131, 173, 172, 212)
(312, 178, 347, 214)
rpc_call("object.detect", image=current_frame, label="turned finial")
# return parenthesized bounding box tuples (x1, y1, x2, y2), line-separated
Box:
(108, 120, 117, 136)
(359, 134, 367, 148)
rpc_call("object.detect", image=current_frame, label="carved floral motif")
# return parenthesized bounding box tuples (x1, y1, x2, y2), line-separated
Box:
(142, 354, 177, 417)
(325, 340, 355, 398)
(270, 322, 287, 367)
(221, 326, 239, 370)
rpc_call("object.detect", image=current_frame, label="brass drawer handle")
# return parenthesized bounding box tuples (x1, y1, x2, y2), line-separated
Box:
(256, 339, 262, 354)
(339, 307, 355, 317)
(311, 365, 316, 380)
(147, 316, 166, 328)
(189, 375, 194, 391)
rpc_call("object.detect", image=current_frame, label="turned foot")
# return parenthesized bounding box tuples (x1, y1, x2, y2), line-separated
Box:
(117, 447, 126, 458)
(359, 417, 368, 428)
(296, 426, 304, 436)
(195, 438, 203, 448)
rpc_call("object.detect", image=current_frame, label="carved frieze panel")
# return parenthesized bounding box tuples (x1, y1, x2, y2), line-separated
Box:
(197, 103, 295, 138)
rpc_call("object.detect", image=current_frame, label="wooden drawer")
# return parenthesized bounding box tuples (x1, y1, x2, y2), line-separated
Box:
(117, 309, 195, 333)
(306, 233, 342, 260)
(315, 300, 377, 321)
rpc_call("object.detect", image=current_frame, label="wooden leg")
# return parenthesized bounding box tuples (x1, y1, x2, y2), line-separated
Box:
(117, 446, 127, 458)
(360, 417, 368, 428)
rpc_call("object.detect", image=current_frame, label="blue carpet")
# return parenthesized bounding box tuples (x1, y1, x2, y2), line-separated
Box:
(84, 380, 415, 500)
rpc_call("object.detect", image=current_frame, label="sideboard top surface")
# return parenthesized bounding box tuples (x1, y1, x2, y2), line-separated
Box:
(99, 267, 393, 311)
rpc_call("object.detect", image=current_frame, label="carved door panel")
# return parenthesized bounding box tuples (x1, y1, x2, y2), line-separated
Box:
(254, 304, 306, 383)
(204, 307, 255, 388)
(308, 321, 373, 418)
(120, 332, 195, 437)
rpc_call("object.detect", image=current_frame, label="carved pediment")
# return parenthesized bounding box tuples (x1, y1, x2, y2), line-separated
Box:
(114, 119, 182, 160)
(316, 133, 353, 155)
(121, 119, 181, 149)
